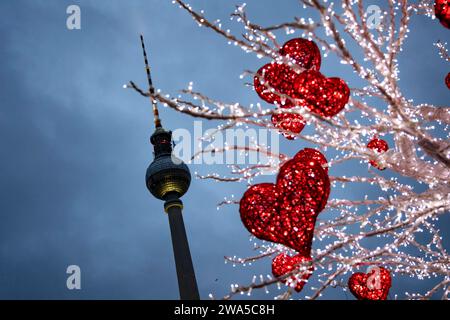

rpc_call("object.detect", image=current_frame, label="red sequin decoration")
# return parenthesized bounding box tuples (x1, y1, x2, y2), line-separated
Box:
(348, 267, 392, 300)
(293, 148, 329, 173)
(276, 158, 330, 217)
(271, 112, 305, 139)
(446, 72, 450, 89)
(293, 70, 350, 117)
(367, 137, 389, 170)
(239, 149, 330, 255)
(272, 253, 313, 292)
(280, 38, 322, 71)
(254, 63, 299, 106)
(254, 38, 322, 107)
(435, 0, 450, 29)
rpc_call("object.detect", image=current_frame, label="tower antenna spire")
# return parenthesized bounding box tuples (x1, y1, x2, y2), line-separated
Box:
(140, 34, 162, 128)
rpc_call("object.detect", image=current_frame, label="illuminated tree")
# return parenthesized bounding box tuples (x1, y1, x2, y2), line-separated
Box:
(128, 0, 450, 300)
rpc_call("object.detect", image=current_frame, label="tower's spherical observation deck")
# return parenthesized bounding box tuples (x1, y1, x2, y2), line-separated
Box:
(146, 154, 191, 200)
(145, 127, 191, 200)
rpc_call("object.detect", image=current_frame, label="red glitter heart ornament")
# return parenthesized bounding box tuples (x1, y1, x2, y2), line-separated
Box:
(294, 148, 329, 173)
(239, 149, 330, 255)
(276, 158, 330, 219)
(367, 137, 389, 170)
(280, 38, 322, 71)
(446, 72, 450, 90)
(272, 253, 313, 292)
(254, 63, 299, 106)
(254, 38, 322, 107)
(435, 0, 450, 29)
(348, 267, 392, 300)
(271, 112, 305, 140)
(239, 183, 282, 245)
(293, 70, 350, 117)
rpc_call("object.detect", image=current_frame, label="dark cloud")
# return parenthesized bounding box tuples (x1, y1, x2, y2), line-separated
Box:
(0, 0, 448, 300)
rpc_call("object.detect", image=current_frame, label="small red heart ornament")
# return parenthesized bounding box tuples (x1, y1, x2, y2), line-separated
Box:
(271, 112, 305, 139)
(293, 70, 350, 117)
(239, 149, 330, 255)
(348, 267, 392, 300)
(272, 253, 313, 292)
(367, 137, 389, 170)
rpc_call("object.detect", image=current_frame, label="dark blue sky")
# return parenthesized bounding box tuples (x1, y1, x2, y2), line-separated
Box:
(0, 0, 448, 299)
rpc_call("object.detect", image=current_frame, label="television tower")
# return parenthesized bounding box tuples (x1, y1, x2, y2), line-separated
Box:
(139, 35, 200, 300)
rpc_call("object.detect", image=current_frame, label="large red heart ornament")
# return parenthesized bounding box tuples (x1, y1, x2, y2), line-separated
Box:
(348, 267, 392, 300)
(272, 253, 313, 292)
(239, 149, 330, 255)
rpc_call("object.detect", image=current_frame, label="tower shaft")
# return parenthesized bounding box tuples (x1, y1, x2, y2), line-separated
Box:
(165, 195, 200, 300)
